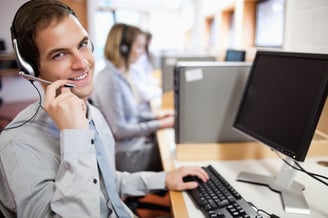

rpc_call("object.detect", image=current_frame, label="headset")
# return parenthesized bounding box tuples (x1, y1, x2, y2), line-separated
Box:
(11, 22, 38, 79)
(3, 1, 81, 131)
(10, 1, 78, 87)
(12, 37, 33, 76)
(119, 24, 130, 57)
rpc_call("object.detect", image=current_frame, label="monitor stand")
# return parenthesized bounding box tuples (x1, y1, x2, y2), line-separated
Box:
(236, 157, 310, 215)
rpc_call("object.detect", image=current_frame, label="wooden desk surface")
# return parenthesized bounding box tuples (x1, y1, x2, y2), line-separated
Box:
(155, 92, 328, 218)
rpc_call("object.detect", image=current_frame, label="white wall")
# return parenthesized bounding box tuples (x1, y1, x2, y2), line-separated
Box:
(1, 0, 38, 103)
(284, 0, 328, 53)
(0, 76, 40, 103)
(0, 0, 27, 53)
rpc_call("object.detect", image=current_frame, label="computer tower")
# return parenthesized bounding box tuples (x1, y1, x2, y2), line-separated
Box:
(161, 54, 216, 93)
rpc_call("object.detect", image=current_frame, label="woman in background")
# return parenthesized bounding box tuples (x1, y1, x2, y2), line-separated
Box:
(130, 31, 162, 112)
(91, 23, 174, 172)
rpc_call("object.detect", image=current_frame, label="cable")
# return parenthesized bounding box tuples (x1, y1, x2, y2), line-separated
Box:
(257, 209, 280, 218)
(274, 150, 328, 186)
(2, 81, 43, 131)
(248, 201, 280, 218)
(292, 160, 328, 186)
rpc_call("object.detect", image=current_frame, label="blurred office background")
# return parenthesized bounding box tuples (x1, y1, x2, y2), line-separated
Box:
(1, 0, 328, 103)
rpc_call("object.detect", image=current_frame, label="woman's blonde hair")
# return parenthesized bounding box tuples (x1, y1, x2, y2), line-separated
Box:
(104, 23, 143, 70)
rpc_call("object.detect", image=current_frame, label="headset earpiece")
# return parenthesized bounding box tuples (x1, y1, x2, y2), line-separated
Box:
(120, 24, 130, 56)
(10, 2, 37, 78)
(12, 38, 36, 77)
(120, 44, 129, 55)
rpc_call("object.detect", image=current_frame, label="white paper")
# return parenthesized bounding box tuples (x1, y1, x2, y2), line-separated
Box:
(185, 68, 203, 82)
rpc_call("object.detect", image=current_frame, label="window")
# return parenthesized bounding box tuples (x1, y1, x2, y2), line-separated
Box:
(255, 0, 285, 47)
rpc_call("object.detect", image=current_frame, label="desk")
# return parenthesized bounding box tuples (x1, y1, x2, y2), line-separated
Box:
(154, 92, 328, 218)
(176, 157, 328, 218)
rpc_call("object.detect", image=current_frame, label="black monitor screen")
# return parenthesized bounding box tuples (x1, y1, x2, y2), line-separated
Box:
(234, 51, 328, 161)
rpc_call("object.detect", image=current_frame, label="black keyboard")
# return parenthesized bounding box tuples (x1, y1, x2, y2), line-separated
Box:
(184, 165, 262, 218)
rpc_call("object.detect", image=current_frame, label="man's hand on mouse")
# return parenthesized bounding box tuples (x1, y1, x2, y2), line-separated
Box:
(165, 166, 209, 191)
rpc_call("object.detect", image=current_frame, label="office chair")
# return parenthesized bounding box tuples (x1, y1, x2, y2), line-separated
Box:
(124, 191, 171, 217)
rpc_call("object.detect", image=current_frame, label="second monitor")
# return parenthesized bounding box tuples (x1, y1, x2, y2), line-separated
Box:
(174, 61, 253, 144)
(225, 49, 246, 62)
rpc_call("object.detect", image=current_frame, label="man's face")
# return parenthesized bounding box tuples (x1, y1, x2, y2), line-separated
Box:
(35, 15, 95, 100)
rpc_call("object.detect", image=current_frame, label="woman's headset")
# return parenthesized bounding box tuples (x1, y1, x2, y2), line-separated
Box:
(119, 24, 130, 57)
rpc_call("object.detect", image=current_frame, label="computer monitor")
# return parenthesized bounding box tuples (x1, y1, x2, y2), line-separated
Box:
(161, 54, 216, 93)
(225, 49, 246, 62)
(233, 50, 328, 214)
(174, 61, 253, 143)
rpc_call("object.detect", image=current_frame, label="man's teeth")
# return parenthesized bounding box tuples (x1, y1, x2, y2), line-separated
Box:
(72, 73, 87, 81)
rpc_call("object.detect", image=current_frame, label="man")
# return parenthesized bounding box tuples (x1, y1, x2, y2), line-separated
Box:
(0, 0, 208, 217)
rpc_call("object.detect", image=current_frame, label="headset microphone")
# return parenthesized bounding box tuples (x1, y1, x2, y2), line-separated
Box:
(19, 71, 75, 88)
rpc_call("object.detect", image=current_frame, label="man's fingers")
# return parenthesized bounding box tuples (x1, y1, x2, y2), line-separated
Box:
(44, 80, 73, 105)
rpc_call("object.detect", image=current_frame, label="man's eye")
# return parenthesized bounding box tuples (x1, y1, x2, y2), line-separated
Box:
(53, 52, 65, 60)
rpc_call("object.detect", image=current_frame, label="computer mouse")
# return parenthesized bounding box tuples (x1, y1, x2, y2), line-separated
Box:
(182, 175, 195, 183)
